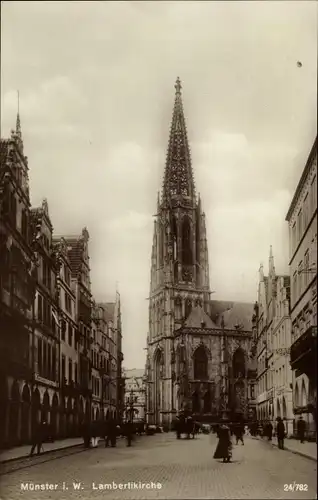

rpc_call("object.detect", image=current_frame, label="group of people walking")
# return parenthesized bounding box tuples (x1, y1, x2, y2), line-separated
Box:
(81, 418, 135, 449)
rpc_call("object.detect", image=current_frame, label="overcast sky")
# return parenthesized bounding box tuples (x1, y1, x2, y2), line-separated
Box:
(1, 1, 317, 369)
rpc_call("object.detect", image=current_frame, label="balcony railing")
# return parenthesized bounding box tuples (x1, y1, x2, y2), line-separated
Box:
(290, 326, 317, 370)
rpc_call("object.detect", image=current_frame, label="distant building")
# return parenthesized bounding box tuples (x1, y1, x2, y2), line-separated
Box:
(286, 137, 317, 440)
(255, 248, 293, 435)
(123, 369, 146, 422)
(145, 80, 256, 427)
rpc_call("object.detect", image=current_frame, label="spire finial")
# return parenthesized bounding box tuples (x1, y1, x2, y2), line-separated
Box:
(175, 77, 182, 94)
(16, 90, 22, 138)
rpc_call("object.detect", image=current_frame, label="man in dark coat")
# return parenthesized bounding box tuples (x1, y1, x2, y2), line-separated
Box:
(234, 422, 244, 445)
(125, 420, 134, 447)
(30, 420, 47, 456)
(276, 417, 286, 450)
(297, 416, 306, 443)
(266, 421, 273, 441)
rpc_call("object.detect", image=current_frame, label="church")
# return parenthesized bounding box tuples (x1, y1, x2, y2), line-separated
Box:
(145, 79, 257, 427)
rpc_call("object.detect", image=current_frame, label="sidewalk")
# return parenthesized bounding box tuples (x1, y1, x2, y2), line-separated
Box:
(0, 437, 83, 464)
(250, 435, 317, 461)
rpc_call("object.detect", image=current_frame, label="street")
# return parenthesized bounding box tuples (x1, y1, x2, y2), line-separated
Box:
(0, 433, 316, 500)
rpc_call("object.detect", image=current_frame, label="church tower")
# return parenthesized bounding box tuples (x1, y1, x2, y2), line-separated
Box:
(147, 79, 211, 426)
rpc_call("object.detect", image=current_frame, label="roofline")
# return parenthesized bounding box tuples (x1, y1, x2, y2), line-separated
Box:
(285, 137, 317, 222)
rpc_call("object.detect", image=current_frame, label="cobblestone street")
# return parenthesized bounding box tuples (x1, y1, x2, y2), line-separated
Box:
(0, 433, 316, 500)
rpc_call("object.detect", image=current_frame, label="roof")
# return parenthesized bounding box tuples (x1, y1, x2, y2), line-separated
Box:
(64, 237, 84, 275)
(209, 300, 254, 331)
(286, 137, 317, 221)
(99, 302, 115, 323)
(123, 368, 144, 379)
(184, 305, 217, 329)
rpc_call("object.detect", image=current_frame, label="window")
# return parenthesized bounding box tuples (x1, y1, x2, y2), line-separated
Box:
(311, 175, 317, 212)
(74, 362, 78, 384)
(304, 249, 309, 286)
(292, 222, 296, 252)
(38, 338, 42, 374)
(298, 262, 303, 295)
(68, 359, 72, 383)
(61, 355, 66, 383)
(43, 341, 47, 378)
(68, 323, 73, 346)
(38, 295, 43, 321)
(61, 320, 66, 341)
(52, 347, 56, 381)
(48, 344, 52, 380)
(304, 193, 309, 228)
(297, 209, 303, 241)
(293, 271, 297, 303)
(251, 384, 255, 399)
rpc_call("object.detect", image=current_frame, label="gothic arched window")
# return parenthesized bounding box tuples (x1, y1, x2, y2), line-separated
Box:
(159, 224, 164, 265)
(181, 216, 192, 266)
(232, 348, 246, 379)
(185, 299, 192, 319)
(171, 216, 178, 261)
(193, 345, 208, 380)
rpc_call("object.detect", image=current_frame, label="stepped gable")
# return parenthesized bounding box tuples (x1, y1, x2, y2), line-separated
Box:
(99, 302, 115, 323)
(63, 236, 84, 275)
(210, 300, 254, 331)
(184, 304, 217, 329)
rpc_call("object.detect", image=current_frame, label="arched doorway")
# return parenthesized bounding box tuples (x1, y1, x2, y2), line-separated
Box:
(277, 399, 281, 418)
(31, 389, 41, 440)
(9, 381, 20, 446)
(300, 379, 307, 407)
(60, 398, 66, 438)
(42, 391, 50, 423)
(192, 391, 200, 413)
(21, 385, 31, 443)
(51, 394, 59, 439)
(67, 398, 73, 435)
(154, 349, 163, 424)
(193, 346, 208, 380)
(106, 409, 109, 421)
(294, 382, 300, 408)
(0, 375, 9, 447)
(282, 398, 287, 420)
(73, 399, 78, 436)
(79, 398, 84, 428)
(232, 348, 246, 415)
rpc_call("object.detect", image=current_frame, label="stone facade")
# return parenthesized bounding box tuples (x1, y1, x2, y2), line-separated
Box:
(255, 248, 293, 435)
(145, 80, 256, 427)
(286, 137, 317, 440)
(123, 368, 146, 422)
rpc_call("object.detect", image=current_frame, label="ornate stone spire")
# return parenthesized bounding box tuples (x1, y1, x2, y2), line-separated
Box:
(12, 90, 24, 153)
(269, 245, 276, 276)
(162, 78, 195, 203)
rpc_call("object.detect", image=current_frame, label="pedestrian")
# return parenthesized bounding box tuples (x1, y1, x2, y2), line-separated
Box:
(276, 417, 286, 450)
(125, 420, 133, 447)
(297, 416, 306, 444)
(267, 421, 273, 441)
(30, 420, 47, 456)
(213, 419, 232, 463)
(91, 420, 99, 448)
(234, 422, 244, 445)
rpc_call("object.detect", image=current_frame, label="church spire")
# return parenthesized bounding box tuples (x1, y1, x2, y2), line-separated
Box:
(11, 90, 24, 153)
(269, 245, 276, 276)
(162, 78, 195, 203)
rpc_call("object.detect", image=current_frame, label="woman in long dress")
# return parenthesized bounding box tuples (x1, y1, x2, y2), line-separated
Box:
(213, 421, 233, 463)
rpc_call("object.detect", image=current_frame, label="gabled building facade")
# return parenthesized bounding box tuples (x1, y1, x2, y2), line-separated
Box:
(145, 80, 256, 427)
(255, 247, 293, 434)
(286, 137, 317, 440)
(123, 368, 146, 422)
(30, 200, 60, 437)
(53, 235, 78, 437)
(0, 115, 34, 447)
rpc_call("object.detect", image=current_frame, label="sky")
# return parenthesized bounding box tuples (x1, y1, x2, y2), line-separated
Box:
(1, 1, 317, 369)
